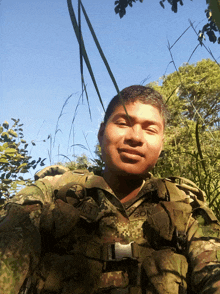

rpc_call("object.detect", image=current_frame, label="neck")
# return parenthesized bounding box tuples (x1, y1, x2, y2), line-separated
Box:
(103, 170, 144, 202)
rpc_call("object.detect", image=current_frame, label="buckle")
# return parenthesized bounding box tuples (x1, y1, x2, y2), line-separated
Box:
(108, 242, 134, 260)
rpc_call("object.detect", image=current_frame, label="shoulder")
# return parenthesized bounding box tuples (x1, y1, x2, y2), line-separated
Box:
(34, 165, 70, 180)
(6, 166, 91, 206)
(164, 176, 206, 203)
(148, 175, 205, 203)
(34, 165, 95, 189)
(154, 175, 218, 224)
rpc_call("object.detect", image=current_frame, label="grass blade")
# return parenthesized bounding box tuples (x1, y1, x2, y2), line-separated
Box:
(195, 121, 207, 175)
(67, 0, 105, 112)
(80, 1, 130, 119)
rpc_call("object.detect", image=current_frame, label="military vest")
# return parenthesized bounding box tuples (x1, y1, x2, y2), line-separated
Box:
(19, 166, 218, 294)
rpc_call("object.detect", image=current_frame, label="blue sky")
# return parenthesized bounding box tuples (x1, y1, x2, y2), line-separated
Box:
(1, 0, 220, 176)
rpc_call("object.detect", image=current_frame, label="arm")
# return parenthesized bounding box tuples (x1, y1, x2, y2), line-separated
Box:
(0, 178, 54, 294)
(187, 207, 220, 294)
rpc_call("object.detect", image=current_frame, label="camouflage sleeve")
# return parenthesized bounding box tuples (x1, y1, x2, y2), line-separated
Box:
(9, 176, 56, 206)
(0, 177, 55, 294)
(187, 207, 220, 294)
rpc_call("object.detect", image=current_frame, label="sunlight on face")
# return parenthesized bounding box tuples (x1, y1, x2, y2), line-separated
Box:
(98, 102, 164, 178)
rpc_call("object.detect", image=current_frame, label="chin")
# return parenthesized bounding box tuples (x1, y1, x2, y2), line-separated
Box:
(117, 166, 149, 178)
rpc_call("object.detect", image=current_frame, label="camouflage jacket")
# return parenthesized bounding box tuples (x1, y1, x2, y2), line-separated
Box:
(0, 166, 220, 294)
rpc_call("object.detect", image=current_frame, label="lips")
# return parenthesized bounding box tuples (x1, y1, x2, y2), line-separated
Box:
(119, 148, 144, 157)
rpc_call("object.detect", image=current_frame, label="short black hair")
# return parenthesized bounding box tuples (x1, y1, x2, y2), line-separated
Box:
(104, 85, 169, 127)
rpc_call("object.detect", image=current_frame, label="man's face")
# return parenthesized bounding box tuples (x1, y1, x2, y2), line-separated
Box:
(98, 102, 164, 178)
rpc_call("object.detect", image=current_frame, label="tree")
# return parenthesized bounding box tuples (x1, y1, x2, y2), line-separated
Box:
(114, 0, 220, 44)
(58, 147, 104, 176)
(160, 59, 220, 126)
(61, 153, 92, 171)
(0, 119, 46, 201)
(89, 144, 105, 175)
(149, 59, 220, 218)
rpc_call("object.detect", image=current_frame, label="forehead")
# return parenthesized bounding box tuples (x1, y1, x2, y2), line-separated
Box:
(108, 102, 164, 126)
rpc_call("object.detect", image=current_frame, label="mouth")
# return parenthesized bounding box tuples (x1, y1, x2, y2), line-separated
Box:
(119, 148, 144, 157)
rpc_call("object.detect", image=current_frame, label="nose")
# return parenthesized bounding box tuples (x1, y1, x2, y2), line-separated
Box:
(124, 124, 144, 146)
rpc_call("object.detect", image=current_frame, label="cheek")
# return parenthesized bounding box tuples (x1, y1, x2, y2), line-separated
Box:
(104, 128, 122, 147)
(101, 135, 114, 161)
(147, 137, 163, 153)
(101, 132, 121, 161)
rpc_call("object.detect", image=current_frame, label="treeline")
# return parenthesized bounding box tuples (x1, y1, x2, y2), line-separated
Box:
(151, 59, 220, 218)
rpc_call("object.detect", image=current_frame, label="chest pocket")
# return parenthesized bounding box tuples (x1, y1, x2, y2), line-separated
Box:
(142, 201, 192, 250)
(128, 199, 192, 251)
(142, 248, 188, 294)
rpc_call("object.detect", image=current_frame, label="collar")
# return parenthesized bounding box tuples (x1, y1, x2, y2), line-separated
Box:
(84, 173, 155, 213)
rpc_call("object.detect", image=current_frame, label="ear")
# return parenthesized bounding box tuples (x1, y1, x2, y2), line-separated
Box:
(98, 122, 105, 146)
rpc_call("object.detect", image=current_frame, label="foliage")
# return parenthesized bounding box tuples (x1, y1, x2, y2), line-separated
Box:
(90, 144, 105, 175)
(60, 153, 92, 171)
(114, 0, 220, 44)
(163, 59, 220, 126)
(198, 1, 220, 44)
(114, 0, 143, 18)
(150, 59, 220, 219)
(58, 145, 104, 176)
(0, 119, 46, 200)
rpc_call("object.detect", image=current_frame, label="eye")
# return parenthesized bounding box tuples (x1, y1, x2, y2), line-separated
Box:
(115, 120, 128, 126)
(144, 127, 158, 134)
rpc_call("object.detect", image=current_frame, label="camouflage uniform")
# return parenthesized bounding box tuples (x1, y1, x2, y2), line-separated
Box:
(0, 166, 220, 294)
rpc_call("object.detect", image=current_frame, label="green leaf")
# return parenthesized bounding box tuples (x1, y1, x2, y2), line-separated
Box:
(17, 163, 28, 169)
(2, 179, 12, 184)
(8, 129, 18, 137)
(0, 158, 8, 163)
(1, 132, 10, 139)
(0, 173, 5, 180)
(6, 172, 11, 179)
(209, 0, 220, 31)
(36, 157, 42, 164)
(2, 121, 9, 130)
(20, 168, 28, 173)
(40, 158, 46, 166)
(4, 148, 17, 154)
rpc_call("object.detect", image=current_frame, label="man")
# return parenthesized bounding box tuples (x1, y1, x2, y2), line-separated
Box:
(1, 85, 220, 294)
